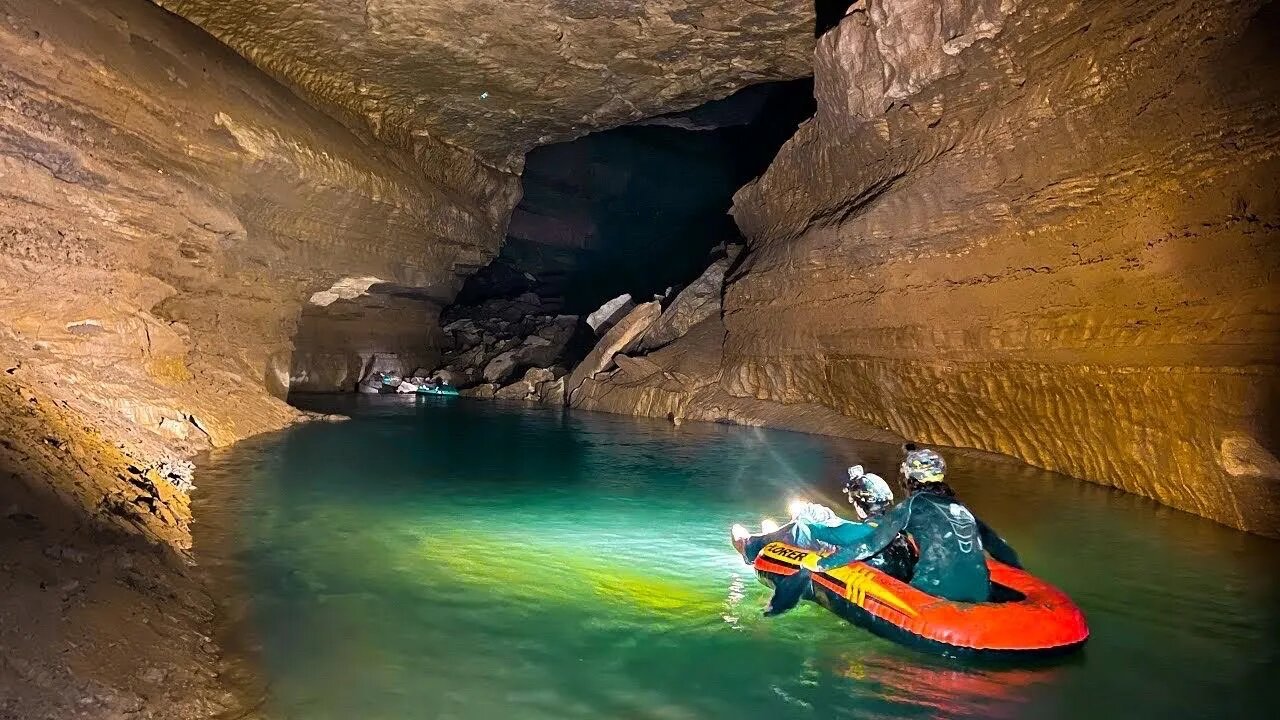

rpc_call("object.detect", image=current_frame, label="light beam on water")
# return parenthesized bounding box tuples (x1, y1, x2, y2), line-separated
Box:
(194, 396, 1280, 720)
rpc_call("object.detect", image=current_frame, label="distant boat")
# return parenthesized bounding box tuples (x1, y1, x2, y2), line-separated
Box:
(416, 384, 459, 397)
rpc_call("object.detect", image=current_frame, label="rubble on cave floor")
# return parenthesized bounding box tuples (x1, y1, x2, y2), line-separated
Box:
(351, 293, 581, 400)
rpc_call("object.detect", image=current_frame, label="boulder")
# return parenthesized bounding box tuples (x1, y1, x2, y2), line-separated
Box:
(639, 255, 730, 351)
(519, 334, 559, 368)
(522, 366, 557, 385)
(395, 380, 419, 393)
(461, 383, 498, 399)
(494, 379, 535, 400)
(586, 293, 634, 335)
(535, 377, 565, 406)
(515, 291, 542, 306)
(483, 350, 521, 384)
(447, 345, 486, 373)
(565, 301, 661, 404)
(431, 369, 472, 388)
(506, 366, 565, 405)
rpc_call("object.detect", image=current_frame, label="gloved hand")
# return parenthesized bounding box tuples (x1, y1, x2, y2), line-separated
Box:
(801, 555, 823, 573)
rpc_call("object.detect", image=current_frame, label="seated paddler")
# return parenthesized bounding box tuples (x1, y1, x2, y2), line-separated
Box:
(841, 466, 916, 582)
(800, 446, 1022, 603)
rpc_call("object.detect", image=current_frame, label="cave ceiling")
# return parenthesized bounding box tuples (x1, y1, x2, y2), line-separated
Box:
(152, 0, 817, 171)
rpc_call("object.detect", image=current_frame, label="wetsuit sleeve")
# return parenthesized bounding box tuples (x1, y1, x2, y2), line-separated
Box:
(814, 502, 911, 572)
(977, 518, 1022, 569)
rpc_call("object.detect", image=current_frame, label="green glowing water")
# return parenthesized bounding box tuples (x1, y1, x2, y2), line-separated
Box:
(194, 396, 1279, 720)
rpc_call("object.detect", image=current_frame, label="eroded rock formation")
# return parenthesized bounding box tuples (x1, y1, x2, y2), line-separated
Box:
(3, 0, 1275, 550)
(576, 0, 1280, 536)
(612, 0, 1278, 535)
(150, 0, 817, 170)
(0, 0, 514, 546)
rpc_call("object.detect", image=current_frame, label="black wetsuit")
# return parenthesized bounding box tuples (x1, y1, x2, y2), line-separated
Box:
(864, 533, 916, 582)
(814, 491, 1021, 603)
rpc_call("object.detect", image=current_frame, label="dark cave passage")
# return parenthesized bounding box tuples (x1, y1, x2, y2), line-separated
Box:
(4, 0, 1279, 718)
(455, 79, 817, 315)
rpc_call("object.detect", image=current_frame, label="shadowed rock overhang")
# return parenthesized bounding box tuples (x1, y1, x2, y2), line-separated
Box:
(150, 0, 818, 171)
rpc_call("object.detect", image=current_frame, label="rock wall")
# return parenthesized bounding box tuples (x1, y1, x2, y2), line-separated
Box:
(150, 0, 817, 169)
(0, 0, 516, 547)
(723, 0, 1280, 535)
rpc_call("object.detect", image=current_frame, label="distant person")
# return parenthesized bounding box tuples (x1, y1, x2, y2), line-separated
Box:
(801, 445, 1021, 603)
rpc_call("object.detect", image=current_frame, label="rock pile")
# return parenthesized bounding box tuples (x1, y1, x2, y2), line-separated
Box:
(562, 243, 739, 405)
(385, 244, 739, 407)
(412, 293, 579, 401)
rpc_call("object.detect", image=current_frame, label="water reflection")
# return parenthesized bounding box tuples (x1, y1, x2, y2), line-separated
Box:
(194, 396, 1280, 720)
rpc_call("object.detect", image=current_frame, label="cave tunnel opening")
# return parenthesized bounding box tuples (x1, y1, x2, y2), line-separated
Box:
(815, 0, 857, 37)
(285, 78, 816, 397)
(454, 77, 817, 317)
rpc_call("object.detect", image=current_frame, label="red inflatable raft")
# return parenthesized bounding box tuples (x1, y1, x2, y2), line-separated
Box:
(742, 540, 1088, 659)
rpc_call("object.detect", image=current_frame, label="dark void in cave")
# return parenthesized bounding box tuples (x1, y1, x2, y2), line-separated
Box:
(455, 79, 816, 315)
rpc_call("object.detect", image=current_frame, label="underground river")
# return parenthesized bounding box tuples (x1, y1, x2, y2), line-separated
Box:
(192, 396, 1280, 720)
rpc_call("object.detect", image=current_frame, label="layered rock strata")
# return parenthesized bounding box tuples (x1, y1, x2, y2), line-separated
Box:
(724, 0, 1280, 534)
(0, 0, 515, 546)
(576, 0, 1279, 536)
(151, 0, 817, 169)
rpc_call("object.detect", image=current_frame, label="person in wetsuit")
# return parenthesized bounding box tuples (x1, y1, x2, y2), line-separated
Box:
(746, 500, 853, 616)
(841, 466, 916, 582)
(801, 446, 1021, 603)
(747, 467, 904, 615)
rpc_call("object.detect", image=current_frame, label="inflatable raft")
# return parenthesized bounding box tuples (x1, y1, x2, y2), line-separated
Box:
(735, 536, 1088, 660)
(416, 384, 459, 396)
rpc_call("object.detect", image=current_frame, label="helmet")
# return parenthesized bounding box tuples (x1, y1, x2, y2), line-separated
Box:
(901, 447, 946, 485)
(843, 465, 894, 517)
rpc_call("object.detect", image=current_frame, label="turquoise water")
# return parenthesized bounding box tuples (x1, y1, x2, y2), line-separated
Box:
(194, 396, 1280, 720)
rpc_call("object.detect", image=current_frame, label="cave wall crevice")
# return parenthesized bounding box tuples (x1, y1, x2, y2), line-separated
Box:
(574, 0, 1278, 535)
(723, 0, 1280, 535)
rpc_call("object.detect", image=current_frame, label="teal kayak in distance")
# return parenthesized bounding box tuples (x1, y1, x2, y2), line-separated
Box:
(416, 385, 459, 396)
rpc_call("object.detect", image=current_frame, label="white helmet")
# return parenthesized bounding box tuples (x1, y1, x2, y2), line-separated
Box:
(844, 465, 893, 515)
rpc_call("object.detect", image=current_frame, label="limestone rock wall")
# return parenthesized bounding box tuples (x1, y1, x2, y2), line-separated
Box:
(151, 0, 817, 170)
(727, 0, 1280, 534)
(0, 0, 516, 547)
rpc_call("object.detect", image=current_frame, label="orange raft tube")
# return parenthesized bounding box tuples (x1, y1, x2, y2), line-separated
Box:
(741, 540, 1089, 659)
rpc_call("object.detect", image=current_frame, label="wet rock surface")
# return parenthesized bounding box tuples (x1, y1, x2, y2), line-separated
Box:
(572, 315, 899, 444)
(0, 488, 257, 720)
